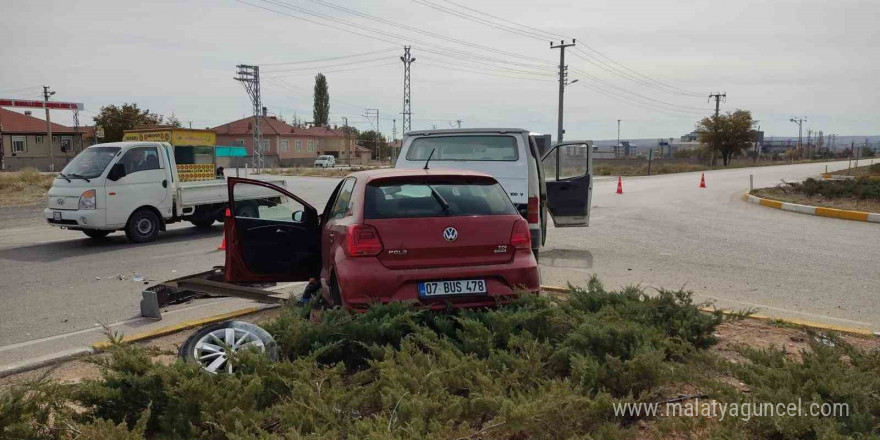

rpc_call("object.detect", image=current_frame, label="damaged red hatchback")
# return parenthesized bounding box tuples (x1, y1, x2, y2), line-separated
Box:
(223, 169, 540, 309)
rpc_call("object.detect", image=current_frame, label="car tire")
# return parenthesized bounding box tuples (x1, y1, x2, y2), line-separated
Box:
(329, 272, 343, 308)
(82, 229, 111, 239)
(125, 209, 160, 243)
(189, 218, 215, 229)
(178, 321, 277, 374)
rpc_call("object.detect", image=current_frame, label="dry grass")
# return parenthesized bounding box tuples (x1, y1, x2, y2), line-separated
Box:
(263, 166, 378, 178)
(753, 183, 880, 213)
(595, 158, 841, 177)
(828, 162, 880, 177)
(0, 168, 54, 207)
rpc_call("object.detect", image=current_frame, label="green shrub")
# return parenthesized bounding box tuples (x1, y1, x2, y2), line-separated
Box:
(794, 177, 880, 199)
(2, 278, 875, 440)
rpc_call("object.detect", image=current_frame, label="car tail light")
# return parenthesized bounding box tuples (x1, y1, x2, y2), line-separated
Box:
(346, 224, 383, 256)
(509, 218, 531, 251)
(527, 196, 539, 224)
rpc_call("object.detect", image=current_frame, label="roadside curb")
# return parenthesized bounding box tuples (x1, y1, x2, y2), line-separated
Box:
(540, 285, 877, 337)
(744, 193, 880, 223)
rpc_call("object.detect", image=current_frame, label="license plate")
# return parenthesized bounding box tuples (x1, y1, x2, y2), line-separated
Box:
(418, 279, 487, 297)
(53, 211, 61, 221)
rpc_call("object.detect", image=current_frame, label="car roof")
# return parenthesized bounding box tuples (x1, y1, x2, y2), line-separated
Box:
(405, 128, 529, 136)
(348, 167, 496, 183)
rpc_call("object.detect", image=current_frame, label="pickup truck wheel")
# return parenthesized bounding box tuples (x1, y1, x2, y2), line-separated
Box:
(237, 203, 258, 218)
(82, 230, 111, 239)
(125, 209, 160, 243)
(190, 218, 215, 229)
(178, 321, 277, 374)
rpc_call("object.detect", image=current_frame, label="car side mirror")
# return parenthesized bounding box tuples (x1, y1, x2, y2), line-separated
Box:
(292, 210, 304, 222)
(107, 163, 126, 181)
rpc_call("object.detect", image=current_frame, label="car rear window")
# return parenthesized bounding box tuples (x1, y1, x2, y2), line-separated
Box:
(364, 180, 517, 219)
(405, 135, 518, 161)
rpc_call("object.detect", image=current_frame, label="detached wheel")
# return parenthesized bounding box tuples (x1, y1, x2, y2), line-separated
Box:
(125, 209, 160, 243)
(179, 321, 277, 374)
(82, 229, 111, 239)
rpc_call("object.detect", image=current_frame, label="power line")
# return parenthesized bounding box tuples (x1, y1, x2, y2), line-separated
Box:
(407, 0, 704, 97)
(263, 61, 398, 78)
(418, 61, 555, 81)
(260, 48, 398, 66)
(263, 55, 398, 74)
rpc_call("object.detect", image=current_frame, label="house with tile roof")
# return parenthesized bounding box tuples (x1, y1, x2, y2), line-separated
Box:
(0, 108, 87, 171)
(213, 114, 321, 167)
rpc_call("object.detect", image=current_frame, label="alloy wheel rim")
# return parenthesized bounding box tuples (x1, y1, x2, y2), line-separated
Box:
(193, 327, 266, 374)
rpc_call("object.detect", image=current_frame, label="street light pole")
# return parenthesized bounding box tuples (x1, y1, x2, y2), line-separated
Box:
(617, 119, 621, 158)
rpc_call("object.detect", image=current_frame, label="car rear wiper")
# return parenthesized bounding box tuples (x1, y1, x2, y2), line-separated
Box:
(427, 184, 451, 215)
(57, 173, 71, 182)
(67, 173, 91, 182)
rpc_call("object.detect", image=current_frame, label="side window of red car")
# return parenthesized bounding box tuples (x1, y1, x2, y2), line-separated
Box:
(329, 178, 356, 219)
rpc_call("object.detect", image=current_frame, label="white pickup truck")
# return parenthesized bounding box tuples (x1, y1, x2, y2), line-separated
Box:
(45, 141, 287, 243)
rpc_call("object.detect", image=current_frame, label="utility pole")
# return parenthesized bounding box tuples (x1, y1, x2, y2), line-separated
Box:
(342, 116, 351, 165)
(392, 118, 398, 164)
(806, 130, 813, 160)
(754, 124, 761, 163)
(234, 65, 264, 172)
(364, 108, 380, 163)
(43, 86, 56, 171)
(400, 46, 415, 135)
(708, 92, 726, 166)
(616, 119, 621, 158)
(551, 39, 576, 144)
(790, 117, 806, 162)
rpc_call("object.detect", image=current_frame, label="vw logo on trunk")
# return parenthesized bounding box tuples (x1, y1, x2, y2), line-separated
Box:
(443, 227, 458, 242)
(56, 198, 65, 206)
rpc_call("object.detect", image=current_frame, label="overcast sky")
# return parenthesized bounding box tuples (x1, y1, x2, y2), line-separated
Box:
(1, 0, 877, 140)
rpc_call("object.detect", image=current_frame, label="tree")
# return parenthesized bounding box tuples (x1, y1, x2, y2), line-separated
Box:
(92, 103, 164, 142)
(166, 113, 182, 128)
(696, 109, 756, 166)
(313, 73, 329, 126)
(357, 130, 387, 159)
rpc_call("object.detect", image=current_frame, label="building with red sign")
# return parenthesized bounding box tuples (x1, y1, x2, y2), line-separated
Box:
(0, 108, 87, 171)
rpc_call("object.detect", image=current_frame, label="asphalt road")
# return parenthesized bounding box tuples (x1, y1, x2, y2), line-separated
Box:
(0, 160, 876, 353)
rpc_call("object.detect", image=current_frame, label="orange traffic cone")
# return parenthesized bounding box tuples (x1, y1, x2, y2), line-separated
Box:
(699, 172, 706, 188)
(616, 176, 623, 194)
(217, 208, 230, 250)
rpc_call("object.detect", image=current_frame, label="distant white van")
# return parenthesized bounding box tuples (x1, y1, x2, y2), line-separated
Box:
(315, 155, 336, 168)
(394, 128, 592, 259)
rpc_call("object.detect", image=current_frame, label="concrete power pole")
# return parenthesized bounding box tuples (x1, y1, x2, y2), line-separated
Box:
(551, 39, 576, 144)
(400, 46, 415, 135)
(708, 92, 726, 166)
(790, 117, 806, 162)
(43, 86, 56, 171)
(342, 116, 351, 165)
(616, 119, 621, 158)
(234, 65, 264, 171)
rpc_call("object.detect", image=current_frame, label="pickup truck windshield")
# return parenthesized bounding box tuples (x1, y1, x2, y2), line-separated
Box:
(364, 180, 516, 219)
(406, 135, 518, 161)
(60, 147, 121, 179)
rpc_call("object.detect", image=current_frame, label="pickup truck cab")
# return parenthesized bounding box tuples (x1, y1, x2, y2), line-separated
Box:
(45, 141, 286, 243)
(394, 128, 592, 259)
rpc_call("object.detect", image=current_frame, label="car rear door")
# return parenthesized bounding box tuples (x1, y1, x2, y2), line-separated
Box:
(224, 177, 321, 283)
(541, 141, 592, 227)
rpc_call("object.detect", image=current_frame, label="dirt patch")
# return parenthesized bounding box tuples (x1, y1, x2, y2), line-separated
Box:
(711, 318, 880, 364)
(0, 169, 54, 207)
(0, 308, 282, 388)
(752, 187, 880, 213)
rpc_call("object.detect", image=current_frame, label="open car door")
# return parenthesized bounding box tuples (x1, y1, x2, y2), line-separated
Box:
(541, 141, 592, 227)
(224, 177, 321, 283)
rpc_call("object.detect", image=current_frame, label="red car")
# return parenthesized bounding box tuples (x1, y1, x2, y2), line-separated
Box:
(222, 169, 540, 309)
